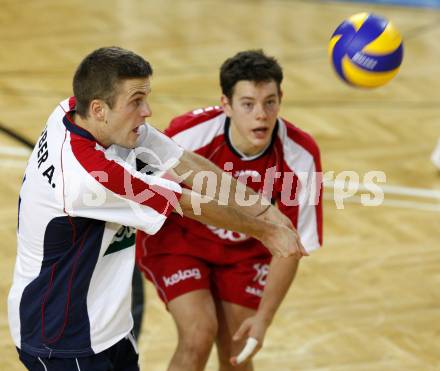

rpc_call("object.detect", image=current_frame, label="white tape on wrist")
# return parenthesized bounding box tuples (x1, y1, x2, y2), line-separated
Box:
(236, 337, 258, 364)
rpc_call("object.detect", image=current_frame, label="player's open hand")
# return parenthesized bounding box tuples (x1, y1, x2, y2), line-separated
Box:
(230, 316, 267, 366)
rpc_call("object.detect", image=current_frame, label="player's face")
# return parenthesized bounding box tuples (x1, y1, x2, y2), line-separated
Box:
(104, 77, 152, 148)
(222, 80, 281, 156)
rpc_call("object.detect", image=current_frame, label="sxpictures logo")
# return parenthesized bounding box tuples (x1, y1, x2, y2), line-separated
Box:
(59, 147, 388, 218)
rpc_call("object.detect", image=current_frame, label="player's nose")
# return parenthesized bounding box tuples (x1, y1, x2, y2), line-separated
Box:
(255, 103, 268, 120)
(140, 101, 152, 118)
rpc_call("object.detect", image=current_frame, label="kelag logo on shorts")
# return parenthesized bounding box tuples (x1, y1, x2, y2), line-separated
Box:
(163, 268, 201, 287)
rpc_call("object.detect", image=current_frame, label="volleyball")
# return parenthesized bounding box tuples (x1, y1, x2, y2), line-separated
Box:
(329, 13, 403, 88)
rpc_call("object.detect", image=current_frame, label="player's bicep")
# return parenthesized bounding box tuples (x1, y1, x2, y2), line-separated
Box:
(67, 160, 181, 234)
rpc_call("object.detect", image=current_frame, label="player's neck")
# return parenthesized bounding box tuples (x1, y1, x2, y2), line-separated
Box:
(73, 113, 110, 147)
(229, 122, 267, 157)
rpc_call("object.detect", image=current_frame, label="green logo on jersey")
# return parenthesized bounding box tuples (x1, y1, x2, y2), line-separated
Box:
(104, 226, 135, 256)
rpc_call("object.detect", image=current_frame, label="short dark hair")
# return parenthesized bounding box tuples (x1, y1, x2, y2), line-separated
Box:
(73, 46, 153, 117)
(220, 50, 283, 100)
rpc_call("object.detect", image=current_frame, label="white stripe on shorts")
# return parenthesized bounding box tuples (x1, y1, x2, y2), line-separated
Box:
(127, 332, 139, 354)
(37, 357, 48, 371)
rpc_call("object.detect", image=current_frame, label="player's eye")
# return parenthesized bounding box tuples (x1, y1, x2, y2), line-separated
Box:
(133, 98, 143, 107)
(242, 102, 253, 110)
(265, 100, 279, 111)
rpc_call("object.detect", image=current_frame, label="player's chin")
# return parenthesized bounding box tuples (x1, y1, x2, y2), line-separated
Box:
(125, 132, 140, 148)
(250, 136, 271, 149)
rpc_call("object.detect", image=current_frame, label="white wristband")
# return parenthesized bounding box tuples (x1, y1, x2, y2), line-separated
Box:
(235, 337, 258, 364)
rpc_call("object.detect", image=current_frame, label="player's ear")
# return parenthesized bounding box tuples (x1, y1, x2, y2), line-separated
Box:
(221, 94, 232, 117)
(278, 89, 283, 104)
(90, 100, 107, 122)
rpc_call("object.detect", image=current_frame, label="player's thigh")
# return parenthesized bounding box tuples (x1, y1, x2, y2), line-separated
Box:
(168, 289, 218, 340)
(212, 256, 271, 311)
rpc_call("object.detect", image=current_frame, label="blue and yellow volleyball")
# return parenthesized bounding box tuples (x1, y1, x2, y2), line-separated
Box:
(329, 13, 403, 88)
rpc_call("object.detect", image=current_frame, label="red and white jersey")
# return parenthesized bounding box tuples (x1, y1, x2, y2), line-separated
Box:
(8, 98, 182, 358)
(138, 106, 322, 263)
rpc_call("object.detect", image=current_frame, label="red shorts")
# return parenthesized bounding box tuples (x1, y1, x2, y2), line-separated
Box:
(137, 253, 271, 310)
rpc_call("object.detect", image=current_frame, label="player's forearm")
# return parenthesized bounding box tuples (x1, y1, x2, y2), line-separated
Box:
(257, 257, 299, 324)
(173, 150, 271, 217)
(178, 188, 271, 242)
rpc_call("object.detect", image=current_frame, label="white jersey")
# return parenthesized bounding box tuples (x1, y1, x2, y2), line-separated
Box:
(8, 98, 183, 357)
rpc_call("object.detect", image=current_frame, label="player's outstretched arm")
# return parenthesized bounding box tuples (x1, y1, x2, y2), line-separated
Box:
(171, 150, 295, 226)
(177, 188, 306, 259)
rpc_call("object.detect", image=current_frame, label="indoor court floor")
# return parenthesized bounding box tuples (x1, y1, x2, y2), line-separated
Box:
(0, 0, 439, 370)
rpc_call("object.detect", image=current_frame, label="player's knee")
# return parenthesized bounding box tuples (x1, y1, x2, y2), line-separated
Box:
(216, 335, 237, 363)
(178, 319, 217, 357)
(217, 340, 253, 371)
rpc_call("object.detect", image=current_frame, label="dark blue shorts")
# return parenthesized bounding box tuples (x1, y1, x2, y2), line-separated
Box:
(17, 336, 139, 371)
